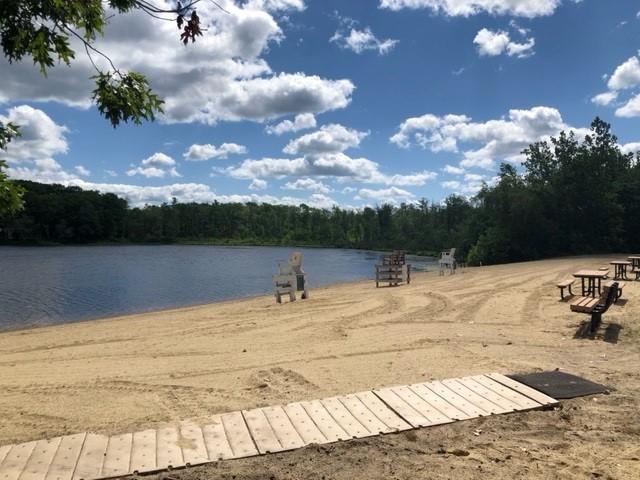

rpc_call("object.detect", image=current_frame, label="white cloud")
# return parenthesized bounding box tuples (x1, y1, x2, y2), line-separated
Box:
(183, 143, 247, 161)
(226, 153, 436, 186)
(8, 158, 79, 184)
(0, 105, 68, 164)
(616, 93, 640, 118)
(620, 142, 640, 155)
(283, 124, 368, 155)
(330, 27, 398, 55)
(392, 106, 589, 170)
(355, 186, 415, 204)
(307, 193, 338, 208)
(607, 55, 640, 90)
(442, 164, 465, 175)
(0, 2, 354, 125)
(473, 28, 535, 58)
(441, 174, 492, 195)
(265, 113, 317, 135)
(283, 178, 332, 193)
(591, 91, 618, 106)
(244, 0, 306, 12)
(126, 152, 181, 178)
(0, 104, 346, 210)
(74, 165, 91, 176)
(379, 0, 566, 18)
(249, 178, 268, 190)
(593, 53, 640, 117)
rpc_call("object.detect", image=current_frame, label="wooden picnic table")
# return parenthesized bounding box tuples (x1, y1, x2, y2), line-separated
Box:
(610, 260, 632, 280)
(573, 270, 609, 298)
(629, 256, 640, 280)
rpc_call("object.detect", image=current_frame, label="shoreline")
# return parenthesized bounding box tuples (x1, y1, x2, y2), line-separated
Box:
(0, 241, 440, 257)
(0, 254, 615, 335)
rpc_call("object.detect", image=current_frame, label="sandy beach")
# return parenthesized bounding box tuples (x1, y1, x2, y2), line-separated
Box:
(1, 255, 639, 479)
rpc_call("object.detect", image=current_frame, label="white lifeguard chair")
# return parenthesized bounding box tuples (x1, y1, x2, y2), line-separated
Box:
(273, 252, 309, 303)
(439, 248, 457, 275)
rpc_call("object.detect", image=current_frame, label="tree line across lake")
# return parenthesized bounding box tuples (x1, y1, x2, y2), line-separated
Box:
(1, 118, 638, 265)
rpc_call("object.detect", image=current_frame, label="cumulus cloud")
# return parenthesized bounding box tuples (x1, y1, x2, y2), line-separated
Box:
(223, 123, 436, 186)
(283, 178, 332, 193)
(330, 27, 398, 55)
(355, 187, 415, 204)
(183, 142, 247, 161)
(0, 1, 354, 125)
(379, 0, 567, 18)
(1, 105, 343, 209)
(473, 28, 535, 58)
(591, 91, 618, 106)
(126, 152, 181, 178)
(391, 106, 589, 170)
(74, 165, 91, 176)
(249, 178, 268, 190)
(616, 94, 640, 118)
(442, 164, 465, 175)
(593, 53, 640, 118)
(8, 158, 79, 184)
(0, 105, 68, 164)
(620, 142, 640, 155)
(265, 113, 317, 135)
(227, 154, 436, 186)
(607, 55, 640, 90)
(283, 124, 368, 154)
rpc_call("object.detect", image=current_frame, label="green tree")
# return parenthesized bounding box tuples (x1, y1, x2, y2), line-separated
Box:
(0, 123, 25, 214)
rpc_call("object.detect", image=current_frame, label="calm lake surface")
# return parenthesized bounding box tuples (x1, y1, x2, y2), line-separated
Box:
(0, 245, 436, 331)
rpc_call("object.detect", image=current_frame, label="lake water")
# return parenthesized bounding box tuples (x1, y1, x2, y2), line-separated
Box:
(0, 245, 436, 331)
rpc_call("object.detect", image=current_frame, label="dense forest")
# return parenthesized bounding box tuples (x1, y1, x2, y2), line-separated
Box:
(1, 119, 638, 265)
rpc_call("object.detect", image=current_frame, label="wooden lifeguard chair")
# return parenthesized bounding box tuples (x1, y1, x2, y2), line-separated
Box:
(273, 252, 309, 303)
(439, 248, 457, 275)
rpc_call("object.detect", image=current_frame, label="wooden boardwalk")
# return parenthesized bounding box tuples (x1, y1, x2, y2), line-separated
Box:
(0, 373, 557, 480)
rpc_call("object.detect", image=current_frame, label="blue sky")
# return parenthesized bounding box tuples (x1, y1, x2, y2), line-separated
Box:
(1, 0, 640, 207)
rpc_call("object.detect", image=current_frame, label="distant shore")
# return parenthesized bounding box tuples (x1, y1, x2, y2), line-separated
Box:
(0, 240, 440, 258)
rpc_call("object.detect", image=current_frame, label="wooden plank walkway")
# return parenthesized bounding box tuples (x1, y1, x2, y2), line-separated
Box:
(0, 373, 558, 480)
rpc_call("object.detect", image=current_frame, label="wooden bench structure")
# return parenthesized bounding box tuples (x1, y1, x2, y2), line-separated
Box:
(375, 251, 411, 288)
(557, 279, 575, 300)
(570, 283, 619, 334)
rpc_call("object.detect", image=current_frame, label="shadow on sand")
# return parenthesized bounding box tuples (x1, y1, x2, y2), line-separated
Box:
(574, 321, 622, 344)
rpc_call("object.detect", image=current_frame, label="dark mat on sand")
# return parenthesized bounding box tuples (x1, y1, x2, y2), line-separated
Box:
(507, 371, 611, 399)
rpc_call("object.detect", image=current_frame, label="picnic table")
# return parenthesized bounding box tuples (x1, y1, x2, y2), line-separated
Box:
(572, 269, 609, 298)
(629, 256, 640, 280)
(610, 260, 632, 280)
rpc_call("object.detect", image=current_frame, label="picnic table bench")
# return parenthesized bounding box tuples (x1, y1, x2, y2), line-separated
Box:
(556, 279, 575, 300)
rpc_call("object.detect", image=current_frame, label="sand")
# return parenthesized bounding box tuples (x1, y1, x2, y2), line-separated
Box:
(1, 255, 639, 479)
